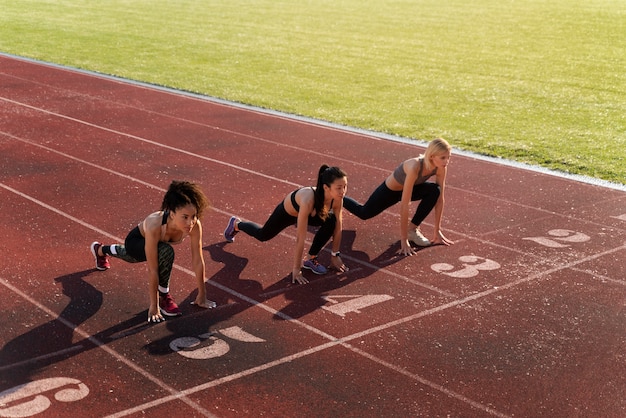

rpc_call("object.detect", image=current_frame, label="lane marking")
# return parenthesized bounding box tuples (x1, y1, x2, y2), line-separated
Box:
(1, 52, 624, 193)
(3, 181, 625, 418)
(0, 98, 301, 188)
(0, 276, 216, 417)
(0, 136, 453, 297)
(343, 344, 511, 418)
(0, 345, 84, 373)
(1, 61, 624, 416)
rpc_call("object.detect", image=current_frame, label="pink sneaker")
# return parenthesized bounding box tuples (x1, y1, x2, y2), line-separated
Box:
(159, 294, 182, 317)
(90, 241, 110, 270)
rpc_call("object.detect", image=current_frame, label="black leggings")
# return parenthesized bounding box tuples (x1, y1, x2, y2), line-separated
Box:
(343, 181, 440, 226)
(104, 226, 175, 293)
(238, 202, 336, 256)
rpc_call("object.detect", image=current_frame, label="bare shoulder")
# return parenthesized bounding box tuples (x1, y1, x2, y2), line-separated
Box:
(142, 211, 163, 235)
(403, 158, 421, 178)
(297, 187, 315, 209)
(406, 157, 421, 166)
(402, 157, 421, 172)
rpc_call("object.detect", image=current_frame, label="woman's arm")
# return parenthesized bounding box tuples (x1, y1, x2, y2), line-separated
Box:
(292, 191, 313, 284)
(189, 220, 215, 307)
(329, 198, 348, 272)
(400, 160, 419, 256)
(431, 167, 453, 245)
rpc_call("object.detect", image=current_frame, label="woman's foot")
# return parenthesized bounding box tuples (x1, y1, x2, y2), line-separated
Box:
(224, 216, 240, 242)
(159, 294, 182, 317)
(408, 228, 431, 247)
(90, 241, 110, 270)
(302, 257, 328, 274)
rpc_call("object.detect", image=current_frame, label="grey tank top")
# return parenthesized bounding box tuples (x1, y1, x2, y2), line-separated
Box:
(392, 158, 437, 186)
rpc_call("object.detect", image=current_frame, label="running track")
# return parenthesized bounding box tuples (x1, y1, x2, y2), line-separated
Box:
(1, 54, 625, 417)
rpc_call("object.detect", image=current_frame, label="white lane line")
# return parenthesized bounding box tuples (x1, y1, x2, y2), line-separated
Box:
(1, 76, 623, 416)
(343, 344, 511, 418)
(0, 180, 502, 417)
(5, 180, 623, 418)
(2, 53, 624, 193)
(0, 97, 301, 188)
(104, 341, 341, 418)
(1, 132, 454, 297)
(0, 345, 84, 373)
(0, 277, 216, 417)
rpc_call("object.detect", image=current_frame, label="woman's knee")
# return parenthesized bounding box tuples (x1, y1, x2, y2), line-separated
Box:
(419, 182, 441, 201)
(427, 182, 441, 194)
(323, 213, 337, 230)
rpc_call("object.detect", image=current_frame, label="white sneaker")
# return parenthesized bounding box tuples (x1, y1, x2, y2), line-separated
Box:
(408, 228, 431, 247)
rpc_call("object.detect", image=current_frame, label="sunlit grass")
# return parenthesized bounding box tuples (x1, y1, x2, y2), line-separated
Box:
(1, 0, 624, 183)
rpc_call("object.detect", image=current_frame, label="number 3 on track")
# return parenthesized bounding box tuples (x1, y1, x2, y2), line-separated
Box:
(431, 255, 500, 278)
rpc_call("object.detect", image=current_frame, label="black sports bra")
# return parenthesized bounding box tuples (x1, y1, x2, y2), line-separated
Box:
(140, 210, 187, 245)
(290, 188, 332, 217)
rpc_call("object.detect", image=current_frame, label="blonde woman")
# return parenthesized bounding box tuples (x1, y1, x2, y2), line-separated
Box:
(343, 138, 454, 256)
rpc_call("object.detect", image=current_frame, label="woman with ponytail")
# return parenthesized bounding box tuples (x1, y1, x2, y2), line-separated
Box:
(224, 165, 349, 284)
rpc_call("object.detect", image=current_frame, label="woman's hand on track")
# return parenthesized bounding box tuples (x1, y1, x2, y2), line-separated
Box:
(400, 239, 417, 256)
(292, 271, 309, 284)
(432, 231, 454, 246)
(147, 307, 164, 323)
(191, 296, 217, 309)
(330, 255, 348, 273)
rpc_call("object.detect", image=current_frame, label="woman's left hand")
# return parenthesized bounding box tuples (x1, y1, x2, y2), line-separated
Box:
(330, 255, 349, 273)
(432, 231, 454, 246)
(192, 296, 217, 309)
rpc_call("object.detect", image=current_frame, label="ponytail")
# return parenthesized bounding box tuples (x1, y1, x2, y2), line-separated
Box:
(314, 165, 348, 220)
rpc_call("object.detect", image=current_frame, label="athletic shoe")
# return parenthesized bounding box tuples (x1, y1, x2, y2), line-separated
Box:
(159, 294, 182, 317)
(408, 228, 431, 247)
(90, 241, 110, 270)
(303, 257, 328, 275)
(224, 216, 240, 242)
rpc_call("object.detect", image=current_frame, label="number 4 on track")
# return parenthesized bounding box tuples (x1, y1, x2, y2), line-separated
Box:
(321, 295, 394, 317)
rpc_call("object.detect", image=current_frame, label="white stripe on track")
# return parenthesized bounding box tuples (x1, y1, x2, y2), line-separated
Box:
(0, 180, 507, 417)
(2, 76, 624, 416)
(0, 97, 301, 188)
(0, 277, 217, 417)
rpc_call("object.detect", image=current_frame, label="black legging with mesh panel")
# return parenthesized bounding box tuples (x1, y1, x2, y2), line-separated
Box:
(102, 226, 175, 293)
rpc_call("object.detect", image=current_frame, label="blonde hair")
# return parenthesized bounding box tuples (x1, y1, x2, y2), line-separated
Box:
(422, 138, 451, 172)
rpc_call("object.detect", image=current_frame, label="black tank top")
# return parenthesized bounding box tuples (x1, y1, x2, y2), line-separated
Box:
(289, 188, 332, 219)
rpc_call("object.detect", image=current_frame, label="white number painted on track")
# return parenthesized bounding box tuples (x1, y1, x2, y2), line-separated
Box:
(612, 214, 626, 221)
(431, 256, 501, 278)
(522, 229, 590, 248)
(170, 326, 265, 360)
(0, 377, 89, 417)
(321, 294, 394, 317)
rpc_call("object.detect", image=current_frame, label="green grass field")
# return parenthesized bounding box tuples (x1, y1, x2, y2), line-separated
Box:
(1, 0, 624, 184)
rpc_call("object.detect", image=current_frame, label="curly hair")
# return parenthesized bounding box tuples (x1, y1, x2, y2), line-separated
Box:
(161, 180, 210, 218)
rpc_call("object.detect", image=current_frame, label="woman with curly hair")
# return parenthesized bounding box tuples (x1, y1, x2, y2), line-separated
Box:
(90, 180, 215, 323)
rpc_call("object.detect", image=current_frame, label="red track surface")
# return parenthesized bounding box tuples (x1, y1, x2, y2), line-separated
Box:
(1, 54, 625, 417)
